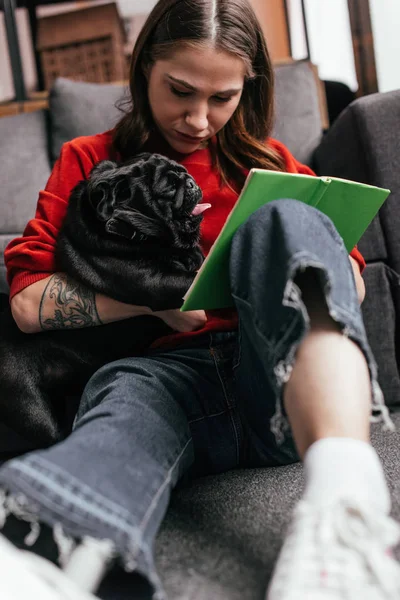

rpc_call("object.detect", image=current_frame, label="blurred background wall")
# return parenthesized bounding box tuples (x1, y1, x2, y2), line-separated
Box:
(1, 0, 399, 103)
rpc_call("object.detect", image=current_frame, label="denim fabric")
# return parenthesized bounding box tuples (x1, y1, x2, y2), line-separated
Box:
(0, 200, 385, 600)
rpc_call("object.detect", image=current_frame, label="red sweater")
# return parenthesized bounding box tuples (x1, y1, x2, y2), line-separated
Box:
(5, 130, 365, 350)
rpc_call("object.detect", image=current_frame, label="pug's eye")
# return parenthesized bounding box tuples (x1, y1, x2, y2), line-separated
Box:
(166, 179, 177, 198)
(166, 170, 180, 185)
(116, 179, 131, 201)
(163, 188, 176, 199)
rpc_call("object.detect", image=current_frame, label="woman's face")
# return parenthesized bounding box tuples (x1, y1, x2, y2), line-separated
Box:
(146, 45, 246, 154)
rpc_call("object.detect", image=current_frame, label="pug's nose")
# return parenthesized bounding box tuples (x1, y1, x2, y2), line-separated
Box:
(186, 178, 195, 189)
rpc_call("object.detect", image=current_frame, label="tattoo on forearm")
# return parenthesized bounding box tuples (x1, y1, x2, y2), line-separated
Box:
(39, 273, 102, 330)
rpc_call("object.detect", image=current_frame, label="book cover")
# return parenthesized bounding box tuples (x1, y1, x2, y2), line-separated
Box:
(181, 169, 390, 311)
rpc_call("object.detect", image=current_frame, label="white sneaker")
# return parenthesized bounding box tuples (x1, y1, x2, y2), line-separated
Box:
(266, 497, 400, 599)
(0, 532, 97, 600)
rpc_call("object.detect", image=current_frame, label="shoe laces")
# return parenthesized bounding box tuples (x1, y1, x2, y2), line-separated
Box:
(277, 497, 400, 598)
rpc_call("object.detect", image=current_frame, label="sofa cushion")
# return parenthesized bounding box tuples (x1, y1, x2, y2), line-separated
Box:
(361, 262, 400, 406)
(313, 101, 388, 263)
(0, 111, 51, 236)
(0, 234, 19, 293)
(155, 411, 400, 599)
(49, 78, 126, 162)
(0, 423, 36, 458)
(273, 61, 324, 166)
(348, 91, 400, 273)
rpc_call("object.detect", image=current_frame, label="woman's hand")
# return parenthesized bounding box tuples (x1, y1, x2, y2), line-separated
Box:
(154, 308, 207, 332)
(349, 255, 366, 304)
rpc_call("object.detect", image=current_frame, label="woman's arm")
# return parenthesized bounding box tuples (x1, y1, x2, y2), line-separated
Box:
(12, 273, 207, 335)
(11, 273, 152, 334)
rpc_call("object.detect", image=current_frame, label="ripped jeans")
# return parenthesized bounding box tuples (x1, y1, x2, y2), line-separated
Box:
(0, 200, 391, 599)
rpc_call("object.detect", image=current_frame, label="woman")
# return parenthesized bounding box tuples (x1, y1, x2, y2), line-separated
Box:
(0, 0, 399, 599)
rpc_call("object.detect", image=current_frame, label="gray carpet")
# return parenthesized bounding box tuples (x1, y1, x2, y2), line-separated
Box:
(156, 410, 400, 600)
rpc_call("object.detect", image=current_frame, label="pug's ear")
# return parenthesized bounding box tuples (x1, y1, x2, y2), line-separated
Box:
(90, 185, 115, 222)
(88, 160, 119, 221)
(90, 160, 118, 178)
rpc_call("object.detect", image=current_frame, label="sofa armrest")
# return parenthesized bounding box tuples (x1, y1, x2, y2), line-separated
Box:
(314, 91, 400, 408)
(313, 90, 400, 266)
(361, 262, 400, 406)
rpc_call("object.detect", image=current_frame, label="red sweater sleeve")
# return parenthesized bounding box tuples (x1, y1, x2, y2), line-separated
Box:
(5, 132, 114, 300)
(269, 138, 366, 274)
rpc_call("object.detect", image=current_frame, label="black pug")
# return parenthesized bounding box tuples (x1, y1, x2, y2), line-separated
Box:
(0, 153, 209, 447)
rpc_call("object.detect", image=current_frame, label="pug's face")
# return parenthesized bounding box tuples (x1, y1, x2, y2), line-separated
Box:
(87, 154, 205, 249)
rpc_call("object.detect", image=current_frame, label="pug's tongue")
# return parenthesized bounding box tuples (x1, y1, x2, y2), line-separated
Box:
(192, 203, 212, 216)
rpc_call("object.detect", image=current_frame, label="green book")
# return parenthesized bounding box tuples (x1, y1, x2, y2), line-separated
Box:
(181, 169, 390, 312)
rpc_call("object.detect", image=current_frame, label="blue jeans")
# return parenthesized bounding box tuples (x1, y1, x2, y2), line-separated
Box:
(0, 201, 390, 599)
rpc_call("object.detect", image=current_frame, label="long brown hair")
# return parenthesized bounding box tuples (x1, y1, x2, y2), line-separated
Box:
(113, 0, 285, 187)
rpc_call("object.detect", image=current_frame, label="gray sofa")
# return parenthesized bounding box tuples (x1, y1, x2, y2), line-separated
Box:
(0, 61, 400, 598)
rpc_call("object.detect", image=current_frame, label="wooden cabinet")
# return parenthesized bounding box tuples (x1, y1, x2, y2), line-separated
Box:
(36, 2, 127, 90)
(249, 0, 291, 61)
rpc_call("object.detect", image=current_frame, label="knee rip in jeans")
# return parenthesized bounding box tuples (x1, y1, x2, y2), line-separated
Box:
(270, 259, 395, 445)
